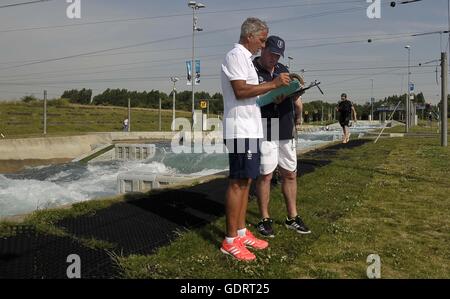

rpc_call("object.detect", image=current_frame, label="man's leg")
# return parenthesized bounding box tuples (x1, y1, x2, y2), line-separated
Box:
(238, 176, 269, 248)
(237, 138, 259, 230)
(278, 139, 299, 218)
(256, 173, 273, 219)
(279, 167, 297, 218)
(342, 125, 348, 143)
(257, 140, 278, 218)
(222, 177, 257, 261)
(279, 139, 311, 234)
(237, 178, 251, 231)
(344, 125, 350, 142)
(221, 139, 267, 260)
(281, 165, 311, 234)
(232, 138, 269, 249)
(226, 178, 250, 237)
(255, 140, 278, 237)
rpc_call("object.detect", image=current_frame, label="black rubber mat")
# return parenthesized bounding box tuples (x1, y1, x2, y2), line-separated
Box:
(0, 226, 118, 279)
(306, 139, 369, 158)
(298, 159, 333, 176)
(303, 140, 369, 169)
(56, 179, 228, 256)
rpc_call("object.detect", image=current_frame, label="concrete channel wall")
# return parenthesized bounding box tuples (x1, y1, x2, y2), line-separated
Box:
(117, 172, 197, 194)
(1, 122, 393, 161)
(0, 134, 111, 160)
(0, 123, 387, 161)
(0, 132, 177, 160)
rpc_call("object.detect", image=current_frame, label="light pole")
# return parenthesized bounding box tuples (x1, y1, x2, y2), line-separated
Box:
(441, 52, 448, 147)
(128, 98, 131, 132)
(188, 1, 205, 122)
(370, 79, 374, 121)
(391, 1, 424, 130)
(170, 76, 179, 131)
(321, 104, 324, 124)
(405, 45, 411, 133)
(288, 56, 294, 70)
(43, 90, 47, 135)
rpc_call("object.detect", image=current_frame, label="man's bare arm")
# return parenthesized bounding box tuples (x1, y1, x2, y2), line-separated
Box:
(352, 106, 357, 122)
(231, 73, 290, 100)
(294, 96, 303, 125)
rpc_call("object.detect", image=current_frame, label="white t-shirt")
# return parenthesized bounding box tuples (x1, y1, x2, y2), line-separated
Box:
(221, 43, 263, 139)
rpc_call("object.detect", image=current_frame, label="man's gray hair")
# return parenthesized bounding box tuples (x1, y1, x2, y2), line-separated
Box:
(240, 17, 268, 40)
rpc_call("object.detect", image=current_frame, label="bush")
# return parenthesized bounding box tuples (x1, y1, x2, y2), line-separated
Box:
(61, 88, 92, 105)
(21, 95, 38, 103)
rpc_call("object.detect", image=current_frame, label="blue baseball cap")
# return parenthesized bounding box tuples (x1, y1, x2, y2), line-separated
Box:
(265, 35, 285, 57)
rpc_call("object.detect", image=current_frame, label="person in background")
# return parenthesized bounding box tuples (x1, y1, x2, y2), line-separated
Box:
(123, 118, 129, 132)
(336, 93, 357, 143)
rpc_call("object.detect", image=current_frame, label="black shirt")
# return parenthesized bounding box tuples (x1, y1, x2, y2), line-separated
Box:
(337, 100, 353, 120)
(253, 57, 298, 141)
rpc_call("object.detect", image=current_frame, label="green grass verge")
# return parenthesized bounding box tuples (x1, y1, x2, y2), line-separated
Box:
(115, 137, 449, 279)
(1, 135, 448, 278)
(383, 119, 450, 134)
(0, 102, 193, 138)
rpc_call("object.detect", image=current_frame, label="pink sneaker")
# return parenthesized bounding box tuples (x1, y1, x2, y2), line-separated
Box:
(220, 238, 256, 261)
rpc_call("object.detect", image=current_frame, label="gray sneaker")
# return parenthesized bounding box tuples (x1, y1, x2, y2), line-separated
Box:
(257, 218, 275, 238)
(285, 215, 311, 234)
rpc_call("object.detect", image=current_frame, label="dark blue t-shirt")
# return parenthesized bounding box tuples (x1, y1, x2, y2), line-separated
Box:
(253, 57, 298, 141)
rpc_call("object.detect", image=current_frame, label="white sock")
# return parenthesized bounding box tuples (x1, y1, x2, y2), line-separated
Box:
(225, 237, 236, 244)
(237, 228, 247, 237)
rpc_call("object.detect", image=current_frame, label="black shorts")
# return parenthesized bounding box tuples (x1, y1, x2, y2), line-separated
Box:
(225, 139, 261, 180)
(339, 116, 351, 128)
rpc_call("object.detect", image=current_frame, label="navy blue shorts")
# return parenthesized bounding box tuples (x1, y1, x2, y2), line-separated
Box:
(225, 139, 261, 180)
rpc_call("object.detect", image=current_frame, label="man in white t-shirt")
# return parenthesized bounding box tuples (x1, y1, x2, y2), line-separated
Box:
(220, 17, 290, 261)
(123, 118, 129, 132)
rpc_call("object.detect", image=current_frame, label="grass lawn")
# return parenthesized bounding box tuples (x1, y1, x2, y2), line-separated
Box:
(113, 136, 449, 279)
(1, 135, 448, 279)
(382, 119, 450, 134)
(0, 101, 192, 138)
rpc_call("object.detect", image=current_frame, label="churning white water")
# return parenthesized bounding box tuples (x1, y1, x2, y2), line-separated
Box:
(0, 146, 228, 218)
(0, 123, 382, 218)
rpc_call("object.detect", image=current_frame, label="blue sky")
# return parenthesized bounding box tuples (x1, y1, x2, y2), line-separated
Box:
(0, 0, 448, 104)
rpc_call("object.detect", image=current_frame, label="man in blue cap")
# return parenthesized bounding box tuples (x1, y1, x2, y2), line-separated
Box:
(254, 36, 311, 238)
